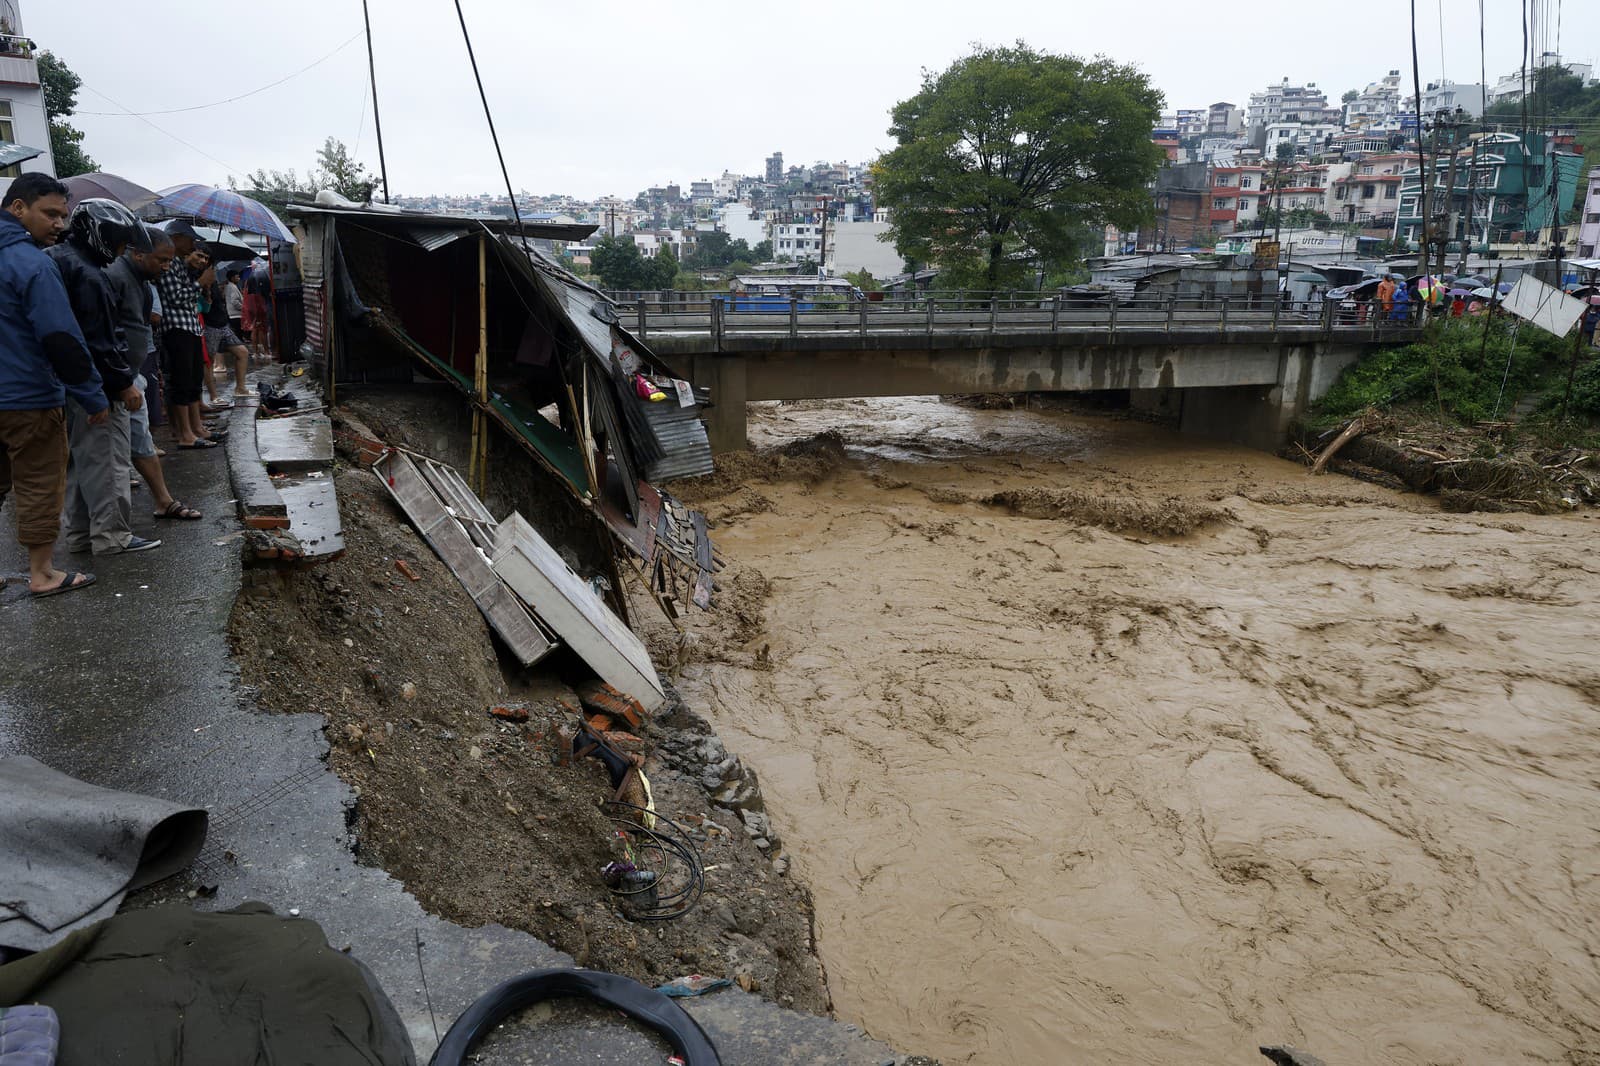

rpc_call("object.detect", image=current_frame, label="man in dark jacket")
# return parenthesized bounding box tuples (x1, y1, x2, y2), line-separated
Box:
(0, 174, 107, 596)
(45, 198, 160, 556)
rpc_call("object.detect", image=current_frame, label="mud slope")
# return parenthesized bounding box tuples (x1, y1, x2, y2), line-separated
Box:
(673, 397, 1600, 1066)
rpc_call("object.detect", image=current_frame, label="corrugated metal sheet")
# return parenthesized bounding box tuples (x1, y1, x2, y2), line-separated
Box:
(408, 225, 472, 252)
(641, 401, 714, 481)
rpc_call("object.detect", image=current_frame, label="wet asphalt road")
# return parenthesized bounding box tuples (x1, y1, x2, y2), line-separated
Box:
(0, 412, 903, 1066)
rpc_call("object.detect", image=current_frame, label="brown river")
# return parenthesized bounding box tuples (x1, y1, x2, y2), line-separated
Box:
(671, 396, 1600, 1066)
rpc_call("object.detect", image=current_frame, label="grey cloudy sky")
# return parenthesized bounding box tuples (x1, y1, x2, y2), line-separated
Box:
(25, 0, 1600, 200)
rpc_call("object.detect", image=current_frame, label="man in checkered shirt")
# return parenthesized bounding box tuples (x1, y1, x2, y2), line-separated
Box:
(154, 221, 214, 448)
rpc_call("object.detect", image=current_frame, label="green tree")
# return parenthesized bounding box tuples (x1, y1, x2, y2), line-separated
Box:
(751, 239, 772, 261)
(1341, 89, 1359, 104)
(37, 51, 96, 177)
(651, 247, 680, 289)
(590, 236, 679, 290)
(314, 137, 375, 201)
(874, 42, 1164, 290)
(843, 269, 881, 291)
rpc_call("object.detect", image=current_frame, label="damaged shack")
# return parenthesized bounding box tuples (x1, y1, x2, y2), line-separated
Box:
(289, 204, 719, 630)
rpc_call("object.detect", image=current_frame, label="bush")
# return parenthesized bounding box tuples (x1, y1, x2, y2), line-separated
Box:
(1315, 319, 1568, 425)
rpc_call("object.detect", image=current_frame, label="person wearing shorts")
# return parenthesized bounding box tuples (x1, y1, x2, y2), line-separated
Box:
(154, 224, 215, 448)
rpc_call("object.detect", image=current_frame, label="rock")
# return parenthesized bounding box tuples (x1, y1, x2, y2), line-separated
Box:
(399, 681, 416, 700)
(735, 972, 758, 993)
(772, 857, 789, 876)
(468, 745, 482, 760)
(754, 837, 771, 850)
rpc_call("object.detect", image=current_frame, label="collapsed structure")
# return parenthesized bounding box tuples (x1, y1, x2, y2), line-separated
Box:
(288, 203, 719, 623)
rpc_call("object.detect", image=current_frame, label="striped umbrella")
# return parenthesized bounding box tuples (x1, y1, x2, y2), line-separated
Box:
(151, 183, 296, 243)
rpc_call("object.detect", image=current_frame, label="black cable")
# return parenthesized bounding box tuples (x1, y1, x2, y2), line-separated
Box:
(602, 800, 707, 921)
(450, 0, 528, 248)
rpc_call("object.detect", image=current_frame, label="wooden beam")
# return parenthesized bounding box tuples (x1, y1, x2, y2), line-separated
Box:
(470, 234, 490, 493)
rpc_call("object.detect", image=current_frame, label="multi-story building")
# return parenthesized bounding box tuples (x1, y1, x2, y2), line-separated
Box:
(1175, 108, 1207, 138)
(1267, 162, 1354, 219)
(1415, 79, 1486, 117)
(1246, 79, 1338, 130)
(1208, 165, 1269, 229)
(1488, 52, 1594, 105)
(1264, 121, 1338, 157)
(769, 217, 822, 262)
(1578, 165, 1600, 258)
(765, 152, 783, 184)
(1394, 132, 1585, 253)
(1344, 71, 1405, 131)
(1207, 102, 1244, 135)
(1330, 153, 1415, 227)
(0, 2, 54, 178)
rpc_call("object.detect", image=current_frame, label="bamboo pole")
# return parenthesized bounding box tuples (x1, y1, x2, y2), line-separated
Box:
(470, 234, 489, 493)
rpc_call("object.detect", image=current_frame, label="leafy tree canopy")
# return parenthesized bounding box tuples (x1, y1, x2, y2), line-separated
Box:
(37, 51, 96, 177)
(874, 42, 1164, 290)
(591, 236, 679, 290)
(233, 137, 375, 206)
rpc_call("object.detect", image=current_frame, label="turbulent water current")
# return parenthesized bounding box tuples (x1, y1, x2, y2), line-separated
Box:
(673, 397, 1600, 1066)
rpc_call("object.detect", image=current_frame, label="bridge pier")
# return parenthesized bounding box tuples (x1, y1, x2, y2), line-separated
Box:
(688, 354, 748, 453)
(1175, 343, 1362, 451)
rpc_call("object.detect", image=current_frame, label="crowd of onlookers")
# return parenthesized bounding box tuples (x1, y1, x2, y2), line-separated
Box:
(0, 173, 271, 597)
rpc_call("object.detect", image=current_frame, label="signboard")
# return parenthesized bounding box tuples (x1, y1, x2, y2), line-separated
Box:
(1254, 241, 1281, 265)
(1500, 274, 1587, 338)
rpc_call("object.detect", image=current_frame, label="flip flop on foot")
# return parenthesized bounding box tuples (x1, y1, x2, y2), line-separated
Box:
(179, 439, 219, 449)
(155, 500, 202, 520)
(32, 571, 95, 598)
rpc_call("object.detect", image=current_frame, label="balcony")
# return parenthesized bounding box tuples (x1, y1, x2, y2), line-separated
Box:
(0, 34, 38, 87)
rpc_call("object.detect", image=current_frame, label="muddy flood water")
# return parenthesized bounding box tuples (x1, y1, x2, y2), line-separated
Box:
(672, 397, 1600, 1065)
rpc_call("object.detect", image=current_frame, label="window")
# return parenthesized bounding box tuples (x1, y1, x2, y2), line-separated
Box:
(1215, 175, 1234, 187)
(1360, 164, 1374, 175)
(1240, 176, 1253, 189)
(1362, 184, 1377, 199)
(1336, 185, 1349, 200)
(0, 100, 12, 142)
(1385, 185, 1397, 199)
(1213, 198, 1233, 209)
(1588, 213, 1600, 223)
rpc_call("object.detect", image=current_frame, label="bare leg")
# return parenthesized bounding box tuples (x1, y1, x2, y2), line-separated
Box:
(27, 542, 90, 594)
(229, 345, 251, 395)
(132, 454, 177, 511)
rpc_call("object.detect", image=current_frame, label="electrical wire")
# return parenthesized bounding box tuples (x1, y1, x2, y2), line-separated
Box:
(80, 83, 243, 175)
(77, 32, 362, 116)
(450, 0, 527, 245)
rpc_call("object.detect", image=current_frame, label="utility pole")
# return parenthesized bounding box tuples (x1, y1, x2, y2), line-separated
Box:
(1409, 0, 1431, 313)
(1455, 117, 1479, 276)
(817, 196, 829, 277)
(1435, 111, 1463, 278)
(361, 0, 390, 202)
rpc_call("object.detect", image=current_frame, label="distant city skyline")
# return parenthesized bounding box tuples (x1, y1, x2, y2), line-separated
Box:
(28, 0, 1600, 200)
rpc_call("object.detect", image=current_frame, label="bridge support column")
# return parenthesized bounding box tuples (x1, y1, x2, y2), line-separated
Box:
(1177, 342, 1362, 451)
(697, 354, 748, 453)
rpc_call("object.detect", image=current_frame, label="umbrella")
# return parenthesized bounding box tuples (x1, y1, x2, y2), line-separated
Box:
(62, 172, 159, 211)
(151, 183, 295, 243)
(193, 224, 260, 263)
(1448, 287, 1472, 297)
(1470, 286, 1497, 299)
(1415, 276, 1447, 302)
(1456, 275, 1490, 287)
(1497, 281, 1513, 294)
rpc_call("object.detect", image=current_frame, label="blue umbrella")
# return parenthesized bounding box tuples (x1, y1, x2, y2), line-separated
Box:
(151, 183, 295, 243)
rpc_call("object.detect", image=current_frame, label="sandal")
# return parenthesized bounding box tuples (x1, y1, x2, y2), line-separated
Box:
(155, 500, 203, 520)
(179, 439, 219, 449)
(32, 571, 95, 598)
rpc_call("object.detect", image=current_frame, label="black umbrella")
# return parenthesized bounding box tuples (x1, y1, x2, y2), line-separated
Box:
(62, 172, 160, 211)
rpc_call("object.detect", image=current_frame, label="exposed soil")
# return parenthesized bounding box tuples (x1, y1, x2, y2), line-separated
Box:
(228, 460, 829, 1013)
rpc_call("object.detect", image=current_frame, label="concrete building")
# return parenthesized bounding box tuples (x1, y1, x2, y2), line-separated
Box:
(0, 1, 55, 178)
(1344, 70, 1404, 131)
(1329, 153, 1414, 228)
(1176, 108, 1207, 137)
(1207, 101, 1244, 135)
(1578, 166, 1600, 259)
(1247, 79, 1337, 130)
(770, 218, 822, 262)
(823, 220, 904, 280)
(714, 202, 768, 249)
(1416, 79, 1486, 117)
(1264, 121, 1337, 157)
(1489, 52, 1594, 105)
(765, 152, 783, 184)
(1209, 165, 1270, 230)
(1395, 132, 1585, 254)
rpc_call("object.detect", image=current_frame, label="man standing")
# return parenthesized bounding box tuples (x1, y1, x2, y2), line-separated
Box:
(46, 198, 160, 556)
(155, 221, 214, 449)
(0, 174, 107, 596)
(106, 225, 201, 522)
(202, 263, 251, 399)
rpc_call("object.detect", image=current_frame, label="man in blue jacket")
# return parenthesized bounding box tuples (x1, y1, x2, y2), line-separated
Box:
(0, 174, 107, 596)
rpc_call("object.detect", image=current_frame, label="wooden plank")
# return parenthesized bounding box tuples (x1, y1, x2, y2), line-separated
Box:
(375, 452, 554, 666)
(492, 511, 665, 712)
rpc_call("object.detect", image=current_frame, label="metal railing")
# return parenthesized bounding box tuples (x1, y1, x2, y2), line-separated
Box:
(603, 290, 1426, 347)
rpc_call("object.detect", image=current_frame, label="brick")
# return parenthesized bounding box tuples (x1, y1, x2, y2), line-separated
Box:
(574, 680, 648, 730)
(488, 703, 530, 722)
(585, 713, 614, 732)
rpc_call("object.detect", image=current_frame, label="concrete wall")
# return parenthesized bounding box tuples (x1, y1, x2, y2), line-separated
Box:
(825, 221, 905, 281)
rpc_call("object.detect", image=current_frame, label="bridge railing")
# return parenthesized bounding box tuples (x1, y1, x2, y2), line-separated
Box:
(604, 290, 1425, 346)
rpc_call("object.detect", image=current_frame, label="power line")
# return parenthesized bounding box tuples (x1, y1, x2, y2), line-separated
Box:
(451, 0, 525, 242)
(77, 32, 362, 117)
(80, 83, 243, 175)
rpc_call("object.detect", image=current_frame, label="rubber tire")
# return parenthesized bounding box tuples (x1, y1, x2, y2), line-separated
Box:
(427, 968, 722, 1066)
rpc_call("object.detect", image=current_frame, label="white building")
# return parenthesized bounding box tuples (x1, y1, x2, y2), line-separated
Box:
(0, 1, 56, 178)
(770, 219, 821, 262)
(823, 220, 905, 280)
(715, 202, 768, 248)
(1264, 122, 1338, 155)
(1489, 52, 1594, 105)
(1415, 79, 1486, 117)
(1344, 70, 1404, 130)
(1247, 79, 1336, 130)
(1578, 165, 1600, 259)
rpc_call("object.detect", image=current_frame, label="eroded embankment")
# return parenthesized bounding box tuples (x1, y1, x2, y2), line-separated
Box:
(669, 397, 1600, 1066)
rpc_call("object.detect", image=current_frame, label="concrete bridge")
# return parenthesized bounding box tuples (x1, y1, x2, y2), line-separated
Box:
(621, 293, 1420, 453)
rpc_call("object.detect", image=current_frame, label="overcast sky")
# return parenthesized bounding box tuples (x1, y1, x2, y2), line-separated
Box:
(22, 0, 1600, 200)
